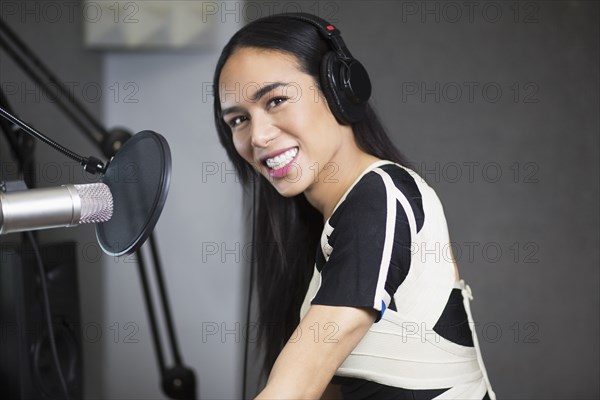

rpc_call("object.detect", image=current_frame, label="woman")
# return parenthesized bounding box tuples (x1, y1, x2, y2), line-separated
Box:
(213, 13, 496, 400)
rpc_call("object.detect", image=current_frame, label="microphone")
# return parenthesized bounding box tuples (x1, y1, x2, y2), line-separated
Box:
(0, 183, 113, 235)
(0, 107, 170, 256)
(0, 121, 169, 256)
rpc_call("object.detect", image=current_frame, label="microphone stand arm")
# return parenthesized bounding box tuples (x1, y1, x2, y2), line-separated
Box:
(0, 17, 196, 400)
(0, 87, 35, 187)
(0, 17, 107, 150)
(137, 235, 196, 399)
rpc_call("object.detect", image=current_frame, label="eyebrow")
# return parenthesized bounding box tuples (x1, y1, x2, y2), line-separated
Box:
(221, 82, 288, 118)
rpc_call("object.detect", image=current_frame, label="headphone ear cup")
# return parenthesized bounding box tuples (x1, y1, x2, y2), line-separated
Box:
(320, 51, 369, 124)
(320, 51, 348, 124)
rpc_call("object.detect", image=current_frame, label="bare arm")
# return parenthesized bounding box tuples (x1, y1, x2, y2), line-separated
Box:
(255, 304, 377, 400)
(321, 383, 343, 400)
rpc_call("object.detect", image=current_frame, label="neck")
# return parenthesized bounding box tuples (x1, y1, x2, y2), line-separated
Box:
(303, 144, 381, 222)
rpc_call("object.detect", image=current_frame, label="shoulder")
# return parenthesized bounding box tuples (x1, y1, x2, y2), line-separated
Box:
(330, 162, 425, 232)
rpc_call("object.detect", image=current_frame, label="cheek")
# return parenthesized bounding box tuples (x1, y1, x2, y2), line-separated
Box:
(234, 134, 264, 173)
(297, 93, 337, 133)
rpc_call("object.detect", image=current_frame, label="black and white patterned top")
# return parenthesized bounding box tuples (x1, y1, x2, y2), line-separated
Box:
(300, 160, 496, 400)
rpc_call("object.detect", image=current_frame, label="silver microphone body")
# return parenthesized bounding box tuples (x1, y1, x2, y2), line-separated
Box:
(0, 183, 113, 235)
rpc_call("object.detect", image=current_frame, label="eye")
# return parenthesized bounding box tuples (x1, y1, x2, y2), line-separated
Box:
(227, 115, 248, 129)
(267, 96, 287, 109)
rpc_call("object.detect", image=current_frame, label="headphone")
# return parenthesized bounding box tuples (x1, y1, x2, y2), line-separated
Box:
(274, 13, 372, 125)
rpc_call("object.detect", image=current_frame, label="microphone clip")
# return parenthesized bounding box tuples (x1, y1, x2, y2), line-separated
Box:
(82, 156, 106, 175)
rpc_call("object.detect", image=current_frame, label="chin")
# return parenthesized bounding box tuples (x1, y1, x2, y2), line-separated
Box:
(261, 165, 309, 198)
(271, 182, 305, 198)
(268, 175, 309, 198)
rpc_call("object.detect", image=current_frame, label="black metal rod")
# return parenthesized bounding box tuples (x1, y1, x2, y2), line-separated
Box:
(148, 233, 183, 366)
(136, 248, 167, 375)
(0, 17, 108, 143)
(0, 88, 36, 187)
(0, 89, 19, 154)
(0, 88, 27, 165)
(0, 31, 100, 146)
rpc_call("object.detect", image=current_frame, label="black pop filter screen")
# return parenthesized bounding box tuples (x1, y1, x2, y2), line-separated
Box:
(96, 130, 171, 257)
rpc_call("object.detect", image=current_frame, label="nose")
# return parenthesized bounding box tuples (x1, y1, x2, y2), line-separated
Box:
(250, 115, 278, 148)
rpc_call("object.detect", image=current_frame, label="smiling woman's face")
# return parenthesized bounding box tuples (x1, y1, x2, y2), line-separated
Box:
(218, 47, 349, 198)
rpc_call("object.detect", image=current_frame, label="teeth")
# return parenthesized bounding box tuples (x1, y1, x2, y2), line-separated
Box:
(265, 147, 298, 170)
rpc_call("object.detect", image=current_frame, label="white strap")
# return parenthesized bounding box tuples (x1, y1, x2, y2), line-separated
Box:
(372, 168, 399, 310)
(320, 221, 334, 261)
(458, 279, 497, 400)
(373, 168, 418, 239)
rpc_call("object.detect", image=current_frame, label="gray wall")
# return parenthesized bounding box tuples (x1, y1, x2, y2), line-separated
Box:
(1, 1, 598, 399)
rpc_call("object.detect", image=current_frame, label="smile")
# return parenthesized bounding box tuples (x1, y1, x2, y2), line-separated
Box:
(265, 147, 299, 171)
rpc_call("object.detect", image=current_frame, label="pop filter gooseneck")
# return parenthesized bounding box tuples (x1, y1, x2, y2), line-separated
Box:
(96, 130, 171, 257)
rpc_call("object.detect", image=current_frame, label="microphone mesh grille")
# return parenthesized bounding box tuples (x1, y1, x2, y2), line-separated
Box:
(74, 183, 114, 223)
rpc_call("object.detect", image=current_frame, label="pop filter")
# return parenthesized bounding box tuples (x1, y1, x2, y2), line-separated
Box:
(96, 130, 171, 257)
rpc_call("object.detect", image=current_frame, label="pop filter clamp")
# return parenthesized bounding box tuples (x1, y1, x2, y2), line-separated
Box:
(0, 16, 196, 400)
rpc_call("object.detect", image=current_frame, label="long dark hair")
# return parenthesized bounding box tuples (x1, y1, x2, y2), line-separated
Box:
(213, 15, 410, 377)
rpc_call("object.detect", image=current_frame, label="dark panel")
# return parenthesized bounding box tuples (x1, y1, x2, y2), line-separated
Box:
(0, 241, 82, 399)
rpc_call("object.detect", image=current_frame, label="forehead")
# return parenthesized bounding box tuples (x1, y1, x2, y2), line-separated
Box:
(218, 47, 306, 104)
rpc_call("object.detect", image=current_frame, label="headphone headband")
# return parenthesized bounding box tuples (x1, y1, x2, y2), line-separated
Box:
(268, 12, 372, 124)
(277, 13, 354, 60)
